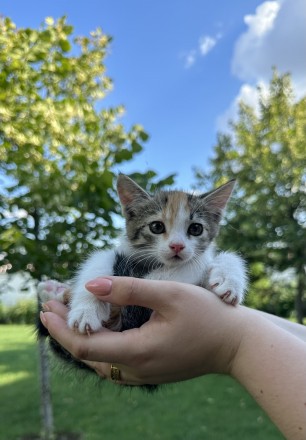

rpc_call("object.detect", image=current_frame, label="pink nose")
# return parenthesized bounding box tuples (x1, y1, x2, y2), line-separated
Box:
(169, 243, 185, 254)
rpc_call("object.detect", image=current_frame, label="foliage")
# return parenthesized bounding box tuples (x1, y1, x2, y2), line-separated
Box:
(245, 263, 295, 317)
(0, 16, 175, 282)
(195, 71, 306, 321)
(0, 325, 284, 440)
(0, 299, 37, 324)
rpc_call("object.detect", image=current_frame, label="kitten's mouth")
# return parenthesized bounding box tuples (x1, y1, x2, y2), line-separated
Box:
(163, 252, 190, 266)
(166, 254, 186, 265)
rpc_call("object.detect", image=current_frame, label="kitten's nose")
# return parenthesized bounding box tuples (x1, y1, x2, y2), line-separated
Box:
(169, 243, 185, 254)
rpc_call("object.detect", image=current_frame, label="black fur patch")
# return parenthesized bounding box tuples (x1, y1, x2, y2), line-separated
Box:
(113, 251, 155, 331)
(113, 252, 160, 279)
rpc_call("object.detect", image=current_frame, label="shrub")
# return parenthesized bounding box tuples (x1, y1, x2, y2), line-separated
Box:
(0, 299, 37, 324)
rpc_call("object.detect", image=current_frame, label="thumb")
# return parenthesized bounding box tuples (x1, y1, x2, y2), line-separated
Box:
(85, 276, 187, 312)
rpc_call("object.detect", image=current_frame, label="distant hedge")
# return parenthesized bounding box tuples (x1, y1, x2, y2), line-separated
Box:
(0, 300, 37, 324)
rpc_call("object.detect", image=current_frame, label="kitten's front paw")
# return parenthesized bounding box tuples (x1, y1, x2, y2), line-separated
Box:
(68, 300, 110, 334)
(208, 267, 244, 306)
(38, 280, 70, 303)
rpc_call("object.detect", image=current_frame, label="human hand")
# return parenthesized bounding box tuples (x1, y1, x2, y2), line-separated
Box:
(40, 277, 245, 385)
(40, 276, 306, 439)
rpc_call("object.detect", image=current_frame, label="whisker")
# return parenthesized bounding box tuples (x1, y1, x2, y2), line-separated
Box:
(116, 247, 162, 278)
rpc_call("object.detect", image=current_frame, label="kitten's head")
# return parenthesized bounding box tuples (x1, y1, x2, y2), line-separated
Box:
(117, 174, 235, 268)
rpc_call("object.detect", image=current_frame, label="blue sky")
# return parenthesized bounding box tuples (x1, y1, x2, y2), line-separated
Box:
(1, 0, 305, 188)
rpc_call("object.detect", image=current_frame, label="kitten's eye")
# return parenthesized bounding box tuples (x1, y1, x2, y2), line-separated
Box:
(149, 221, 166, 234)
(188, 223, 203, 236)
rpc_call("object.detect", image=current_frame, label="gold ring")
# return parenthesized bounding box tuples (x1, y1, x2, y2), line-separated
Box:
(110, 364, 121, 382)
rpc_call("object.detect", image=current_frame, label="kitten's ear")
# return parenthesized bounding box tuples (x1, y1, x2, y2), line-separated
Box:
(117, 174, 150, 208)
(201, 179, 236, 219)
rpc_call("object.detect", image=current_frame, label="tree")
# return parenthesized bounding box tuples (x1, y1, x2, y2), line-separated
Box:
(0, 16, 174, 440)
(195, 71, 306, 322)
(0, 16, 174, 282)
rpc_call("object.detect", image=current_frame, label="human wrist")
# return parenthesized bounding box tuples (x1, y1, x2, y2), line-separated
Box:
(196, 302, 247, 377)
(228, 309, 276, 384)
(218, 306, 246, 376)
(227, 307, 256, 380)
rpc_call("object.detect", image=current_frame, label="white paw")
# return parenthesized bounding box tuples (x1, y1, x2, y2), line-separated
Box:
(208, 267, 244, 305)
(38, 280, 69, 303)
(67, 300, 110, 334)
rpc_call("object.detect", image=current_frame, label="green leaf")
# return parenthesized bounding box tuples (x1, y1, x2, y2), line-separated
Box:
(45, 17, 54, 26)
(59, 39, 71, 52)
(0, 227, 23, 249)
(131, 140, 143, 153)
(114, 149, 133, 163)
(138, 130, 149, 142)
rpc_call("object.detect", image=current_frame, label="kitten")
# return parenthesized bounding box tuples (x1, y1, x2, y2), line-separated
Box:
(38, 174, 247, 373)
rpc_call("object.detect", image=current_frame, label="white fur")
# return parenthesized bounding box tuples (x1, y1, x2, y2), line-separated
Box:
(208, 251, 247, 305)
(38, 238, 247, 333)
(68, 249, 116, 332)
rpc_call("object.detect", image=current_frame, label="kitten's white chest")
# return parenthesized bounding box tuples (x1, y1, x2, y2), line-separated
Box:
(145, 266, 201, 284)
(145, 249, 212, 285)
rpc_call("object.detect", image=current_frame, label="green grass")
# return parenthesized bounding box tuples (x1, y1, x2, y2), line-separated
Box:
(0, 325, 285, 440)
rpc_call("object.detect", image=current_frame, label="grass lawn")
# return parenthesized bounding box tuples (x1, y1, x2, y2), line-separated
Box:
(0, 325, 285, 440)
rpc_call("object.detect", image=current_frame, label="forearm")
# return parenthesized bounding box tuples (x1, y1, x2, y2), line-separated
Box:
(249, 308, 306, 342)
(231, 311, 306, 440)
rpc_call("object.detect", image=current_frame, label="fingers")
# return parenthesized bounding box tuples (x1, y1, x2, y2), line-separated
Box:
(40, 310, 143, 364)
(85, 276, 203, 312)
(42, 308, 141, 385)
(42, 300, 68, 320)
(40, 307, 145, 383)
(82, 360, 144, 386)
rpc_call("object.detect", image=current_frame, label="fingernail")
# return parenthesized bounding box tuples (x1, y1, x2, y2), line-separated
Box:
(40, 311, 48, 327)
(42, 303, 50, 312)
(85, 277, 113, 295)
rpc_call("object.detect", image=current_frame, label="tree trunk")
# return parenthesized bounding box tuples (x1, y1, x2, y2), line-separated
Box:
(38, 328, 55, 440)
(33, 210, 55, 438)
(295, 272, 305, 324)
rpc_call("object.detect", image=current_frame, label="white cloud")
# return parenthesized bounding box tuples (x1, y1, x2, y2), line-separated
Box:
(218, 0, 306, 129)
(183, 50, 197, 68)
(232, 0, 306, 93)
(199, 36, 217, 56)
(182, 32, 222, 68)
(243, 1, 280, 38)
(232, 1, 279, 81)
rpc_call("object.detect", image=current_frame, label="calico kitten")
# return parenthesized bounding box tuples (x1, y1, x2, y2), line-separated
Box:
(38, 174, 247, 374)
